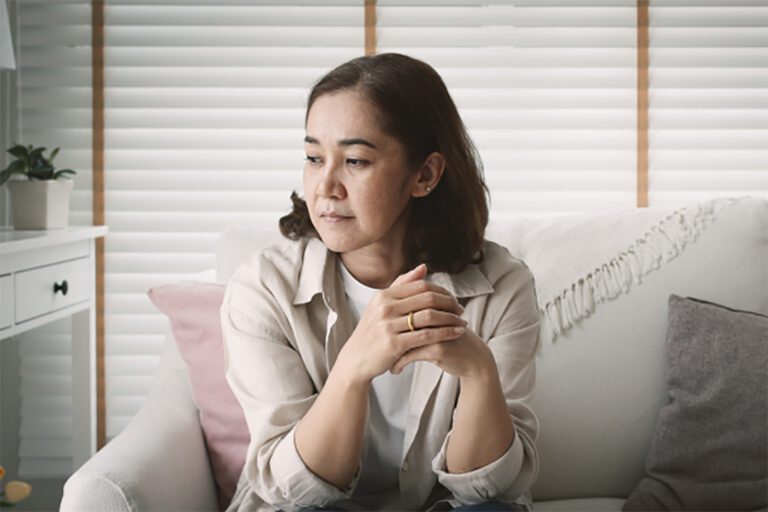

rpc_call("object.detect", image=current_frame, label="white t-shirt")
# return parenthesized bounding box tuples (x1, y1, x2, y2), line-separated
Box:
(338, 258, 416, 504)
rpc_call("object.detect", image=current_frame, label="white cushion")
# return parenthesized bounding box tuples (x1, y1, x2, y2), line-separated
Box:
(216, 223, 284, 284)
(523, 196, 767, 501)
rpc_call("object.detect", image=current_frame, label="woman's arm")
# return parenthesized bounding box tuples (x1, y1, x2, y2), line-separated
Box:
(446, 362, 516, 473)
(294, 361, 370, 491)
(221, 254, 371, 509)
(429, 259, 542, 505)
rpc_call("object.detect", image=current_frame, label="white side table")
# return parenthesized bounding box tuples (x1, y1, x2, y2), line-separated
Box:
(0, 225, 108, 471)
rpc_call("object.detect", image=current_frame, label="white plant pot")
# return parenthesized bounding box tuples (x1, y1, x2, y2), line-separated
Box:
(7, 179, 74, 230)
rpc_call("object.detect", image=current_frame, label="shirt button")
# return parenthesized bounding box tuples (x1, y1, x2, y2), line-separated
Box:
(401, 461, 409, 472)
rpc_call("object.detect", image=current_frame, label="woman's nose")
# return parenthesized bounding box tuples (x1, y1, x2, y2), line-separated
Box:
(316, 160, 346, 199)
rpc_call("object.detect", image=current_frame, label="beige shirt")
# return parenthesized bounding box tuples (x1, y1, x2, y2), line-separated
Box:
(221, 236, 541, 512)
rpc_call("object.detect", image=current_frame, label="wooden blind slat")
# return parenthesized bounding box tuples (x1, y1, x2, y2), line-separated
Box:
(91, 0, 106, 451)
(365, 0, 376, 56)
(637, 0, 649, 208)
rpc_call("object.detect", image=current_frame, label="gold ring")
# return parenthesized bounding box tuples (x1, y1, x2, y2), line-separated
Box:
(407, 311, 416, 332)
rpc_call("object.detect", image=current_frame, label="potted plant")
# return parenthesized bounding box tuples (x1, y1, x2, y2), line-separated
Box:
(0, 143, 77, 230)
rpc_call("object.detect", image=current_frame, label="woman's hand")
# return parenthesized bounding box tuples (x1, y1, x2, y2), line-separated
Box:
(389, 325, 496, 380)
(335, 263, 468, 386)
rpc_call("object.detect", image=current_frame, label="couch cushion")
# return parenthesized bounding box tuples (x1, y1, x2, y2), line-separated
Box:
(216, 223, 285, 284)
(518, 196, 767, 501)
(148, 282, 249, 511)
(488, 196, 744, 340)
(622, 294, 768, 511)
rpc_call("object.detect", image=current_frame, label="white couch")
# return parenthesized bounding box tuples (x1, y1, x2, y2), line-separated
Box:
(60, 196, 767, 511)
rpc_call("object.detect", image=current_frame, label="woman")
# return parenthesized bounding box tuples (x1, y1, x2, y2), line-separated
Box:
(221, 53, 541, 512)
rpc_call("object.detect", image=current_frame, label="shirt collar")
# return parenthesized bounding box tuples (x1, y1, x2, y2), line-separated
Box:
(427, 262, 495, 299)
(292, 236, 335, 306)
(292, 237, 494, 307)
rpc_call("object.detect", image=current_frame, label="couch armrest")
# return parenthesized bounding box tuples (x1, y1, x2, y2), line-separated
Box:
(60, 324, 219, 512)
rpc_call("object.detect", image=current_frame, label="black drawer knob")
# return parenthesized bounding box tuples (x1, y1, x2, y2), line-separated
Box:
(53, 280, 69, 296)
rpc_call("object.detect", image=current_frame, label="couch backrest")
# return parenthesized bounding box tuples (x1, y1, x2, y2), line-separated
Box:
(216, 224, 285, 284)
(214, 196, 767, 502)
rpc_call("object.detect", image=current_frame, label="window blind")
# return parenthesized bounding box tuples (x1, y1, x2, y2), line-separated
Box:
(647, 2, 768, 205)
(14, 0, 92, 478)
(101, 0, 364, 442)
(378, 0, 640, 217)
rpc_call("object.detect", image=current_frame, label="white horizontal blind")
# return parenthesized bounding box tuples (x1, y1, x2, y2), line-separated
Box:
(14, 0, 92, 477)
(648, 1, 768, 206)
(102, 1, 364, 440)
(377, 0, 639, 217)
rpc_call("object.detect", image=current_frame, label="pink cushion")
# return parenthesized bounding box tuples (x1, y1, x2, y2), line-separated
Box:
(147, 282, 249, 511)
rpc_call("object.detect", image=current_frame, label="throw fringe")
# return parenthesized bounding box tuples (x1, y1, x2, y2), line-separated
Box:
(542, 197, 741, 341)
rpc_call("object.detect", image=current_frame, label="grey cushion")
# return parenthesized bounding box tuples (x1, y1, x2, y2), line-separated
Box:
(623, 294, 768, 511)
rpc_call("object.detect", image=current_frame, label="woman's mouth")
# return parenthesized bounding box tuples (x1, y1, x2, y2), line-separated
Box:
(322, 214, 352, 223)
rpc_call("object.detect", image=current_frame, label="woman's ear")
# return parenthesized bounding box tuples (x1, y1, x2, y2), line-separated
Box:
(413, 152, 446, 198)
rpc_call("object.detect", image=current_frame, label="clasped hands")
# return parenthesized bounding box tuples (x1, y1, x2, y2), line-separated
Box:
(339, 262, 496, 387)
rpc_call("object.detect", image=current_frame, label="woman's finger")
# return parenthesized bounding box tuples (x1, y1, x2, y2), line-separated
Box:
(387, 278, 452, 301)
(395, 290, 464, 317)
(391, 345, 431, 374)
(398, 309, 467, 333)
(396, 324, 465, 354)
(390, 263, 427, 288)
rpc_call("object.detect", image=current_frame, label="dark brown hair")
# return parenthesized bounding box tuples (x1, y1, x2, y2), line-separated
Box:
(279, 53, 489, 275)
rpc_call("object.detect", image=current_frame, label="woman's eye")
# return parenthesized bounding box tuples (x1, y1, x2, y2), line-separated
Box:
(304, 156, 368, 168)
(346, 158, 370, 168)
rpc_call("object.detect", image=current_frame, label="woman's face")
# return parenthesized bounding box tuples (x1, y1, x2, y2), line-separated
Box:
(303, 90, 417, 255)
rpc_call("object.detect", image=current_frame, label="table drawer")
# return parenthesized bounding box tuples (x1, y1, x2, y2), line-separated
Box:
(15, 257, 90, 323)
(0, 274, 12, 329)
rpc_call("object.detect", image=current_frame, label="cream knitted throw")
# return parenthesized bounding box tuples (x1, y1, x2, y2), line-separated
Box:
(488, 196, 743, 341)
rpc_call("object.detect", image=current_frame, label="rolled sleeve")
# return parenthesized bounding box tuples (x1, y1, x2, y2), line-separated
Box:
(269, 427, 362, 508)
(220, 255, 362, 510)
(431, 426, 525, 502)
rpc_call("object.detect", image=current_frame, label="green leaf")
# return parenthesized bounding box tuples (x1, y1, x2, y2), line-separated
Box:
(7, 144, 28, 160)
(53, 169, 76, 180)
(28, 147, 46, 165)
(1, 159, 24, 175)
(48, 147, 60, 164)
(0, 161, 26, 187)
